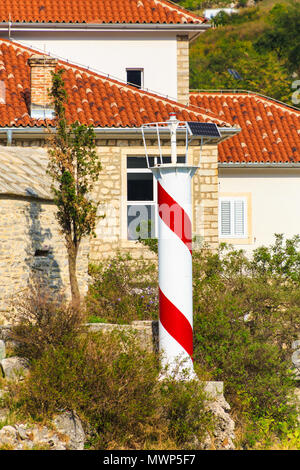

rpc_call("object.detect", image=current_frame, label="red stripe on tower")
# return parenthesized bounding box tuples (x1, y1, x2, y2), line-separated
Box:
(159, 288, 193, 360)
(158, 182, 192, 255)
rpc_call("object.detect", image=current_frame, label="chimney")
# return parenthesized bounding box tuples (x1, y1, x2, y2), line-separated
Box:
(28, 55, 58, 119)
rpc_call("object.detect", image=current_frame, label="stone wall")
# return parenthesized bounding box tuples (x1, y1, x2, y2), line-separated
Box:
(89, 139, 219, 259)
(0, 138, 220, 318)
(177, 35, 190, 106)
(192, 145, 219, 252)
(0, 195, 89, 323)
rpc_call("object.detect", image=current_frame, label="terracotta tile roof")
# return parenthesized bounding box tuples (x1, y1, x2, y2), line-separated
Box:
(190, 91, 300, 164)
(0, 39, 232, 129)
(0, 0, 205, 24)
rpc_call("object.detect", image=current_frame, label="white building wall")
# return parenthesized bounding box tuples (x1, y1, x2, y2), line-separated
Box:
(11, 31, 178, 99)
(219, 167, 300, 252)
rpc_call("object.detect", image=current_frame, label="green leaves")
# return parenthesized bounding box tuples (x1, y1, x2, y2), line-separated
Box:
(48, 68, 102, 246)
(189, 2, 299, 107)
(256, 1, 300, 72)
(47, 68, 103, 302)
(192, 236, 300, 446)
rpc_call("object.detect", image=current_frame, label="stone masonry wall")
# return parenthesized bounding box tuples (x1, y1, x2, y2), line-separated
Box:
(0, 139, 218, 284)
(90, 139, 219, 260)
(177, 35, 190, 106)
(192, 145, 219, 252)
(0, 196, 89, 323)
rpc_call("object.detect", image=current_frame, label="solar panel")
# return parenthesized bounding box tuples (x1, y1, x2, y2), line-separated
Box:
(228, 68, 243, 80)
(187, 122, 221, 138)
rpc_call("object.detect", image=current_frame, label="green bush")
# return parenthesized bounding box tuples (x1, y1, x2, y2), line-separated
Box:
(192, 236, 300, 447)
(10, 234, 300, 449)
(13, 331, 212, 450)
(10, 287, 84, 361)
(86, 253, 158, 324)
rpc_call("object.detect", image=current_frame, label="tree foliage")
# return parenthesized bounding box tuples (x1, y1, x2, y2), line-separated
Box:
(255, 1, 300, 73)
(189, 1, 300, 107)
(47, 69, 102, 303)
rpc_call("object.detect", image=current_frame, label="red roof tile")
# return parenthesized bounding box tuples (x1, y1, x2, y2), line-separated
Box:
(0, 39, 231, 129)
(0, 0, 205, 24)
(190, 91, 300, 163)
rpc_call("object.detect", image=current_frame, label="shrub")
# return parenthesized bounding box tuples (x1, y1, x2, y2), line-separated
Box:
(13, 331, 212, 450)
(11, 234, 298, 449)
(86, 253, 158, 324)
(84, 236, 300, 446)
(10, 286, 84, 361)
(192, 237, 300, 447)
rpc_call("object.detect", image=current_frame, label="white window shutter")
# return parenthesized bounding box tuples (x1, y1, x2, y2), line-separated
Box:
(220, 200, 231, 236)
(234, 200, 245, 236)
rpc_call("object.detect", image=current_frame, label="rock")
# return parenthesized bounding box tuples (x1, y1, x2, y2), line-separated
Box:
(0, 423, 69, 450)
(0, 425, 18, 447)
(15, 424, 29, 440)
(0, 340, 5, 361)
(203, 382, 235, 450)
(0, 357, 30, 380)
(53, 411, 85, 450)
(0, 408, 85, 450)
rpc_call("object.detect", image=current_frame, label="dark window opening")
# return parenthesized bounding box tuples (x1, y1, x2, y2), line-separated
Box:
(34, 249, 50, 257)
(127, 156, 186, 169)
(127, 173, 153, 201)
(126, 69, 143, 89)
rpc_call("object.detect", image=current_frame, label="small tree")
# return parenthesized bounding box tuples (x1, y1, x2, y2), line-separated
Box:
(47, 69, 102, 305)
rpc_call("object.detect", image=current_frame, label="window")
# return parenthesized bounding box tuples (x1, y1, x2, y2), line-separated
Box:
(127, 156, 185, 240)
(126, 69, 143, 89)
(219, 197, 247, 238)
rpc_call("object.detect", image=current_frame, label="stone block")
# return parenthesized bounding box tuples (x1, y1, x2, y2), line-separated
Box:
(0, 357, 30, 380)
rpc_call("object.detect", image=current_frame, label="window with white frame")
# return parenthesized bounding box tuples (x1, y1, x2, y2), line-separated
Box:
(219, 197, 247, 238)
(127, 156, 185, 240)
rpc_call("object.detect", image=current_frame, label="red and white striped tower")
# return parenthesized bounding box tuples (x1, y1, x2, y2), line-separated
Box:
(151, 114, 198, 379)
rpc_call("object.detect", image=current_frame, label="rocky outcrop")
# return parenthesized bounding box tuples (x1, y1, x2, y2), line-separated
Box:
(0, 412, 85, 450)
(53, 411, 85, 450)
(0, 357, 30, 380)
(203, 381, 235, 450)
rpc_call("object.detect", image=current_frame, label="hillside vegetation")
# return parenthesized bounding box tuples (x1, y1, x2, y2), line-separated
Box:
(178, 0, 300, 107)
(4, 235, 300, 449)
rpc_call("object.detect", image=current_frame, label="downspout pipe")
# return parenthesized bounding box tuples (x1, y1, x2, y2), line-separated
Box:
(6, 129, 12, 146)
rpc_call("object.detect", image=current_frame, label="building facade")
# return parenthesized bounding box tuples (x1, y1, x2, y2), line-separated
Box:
(3, 1, 299, 315)
(0, 28, 238, 317)
(190, 91, 300, 252)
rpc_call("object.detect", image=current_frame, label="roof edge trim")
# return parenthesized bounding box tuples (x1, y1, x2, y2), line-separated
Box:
(0, 22, 210, 32)
(219, 162, 300, 168)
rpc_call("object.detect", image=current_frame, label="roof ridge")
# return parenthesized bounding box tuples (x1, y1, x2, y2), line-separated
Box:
(0, 38, 232, 127)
